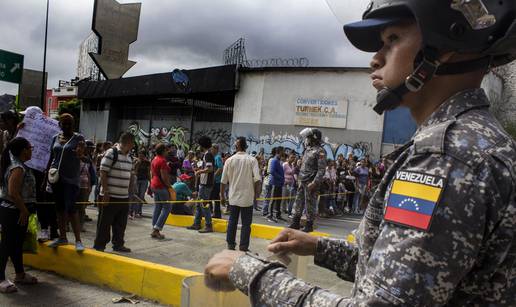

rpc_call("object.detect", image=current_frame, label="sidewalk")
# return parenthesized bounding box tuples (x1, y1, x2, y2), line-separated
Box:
(80, 207, 354, 293)
(0, 265, 162, 306)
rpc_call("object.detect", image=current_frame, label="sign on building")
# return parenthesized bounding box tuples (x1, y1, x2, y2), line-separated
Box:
(0, 49, 24, 84)
(294, 97, 348, 129)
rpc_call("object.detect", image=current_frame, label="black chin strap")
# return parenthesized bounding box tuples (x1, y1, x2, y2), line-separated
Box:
(373, 48, 492, 115)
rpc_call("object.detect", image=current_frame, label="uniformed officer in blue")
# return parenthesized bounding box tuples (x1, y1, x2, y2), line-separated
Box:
(205, 1, 516, 305)
(288, 127, 326, 233)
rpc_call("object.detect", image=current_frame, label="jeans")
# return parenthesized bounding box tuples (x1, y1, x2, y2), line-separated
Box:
(193, 185, 213, 226)
(261, 184, 272, 215)
(269, 185, 283, 218)
(152, 188, 171, 231)
(210, 183, 222, 218)
(226, 205, 253, 251)
(281, 183, 295, 214)
(353, 183, 367, 212)
(0, 207, 27, 280)
(131, 180, 149, 215)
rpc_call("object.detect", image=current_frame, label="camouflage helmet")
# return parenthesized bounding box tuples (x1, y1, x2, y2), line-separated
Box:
(338, 0, 516, 114)
(300, 128, 322, 143)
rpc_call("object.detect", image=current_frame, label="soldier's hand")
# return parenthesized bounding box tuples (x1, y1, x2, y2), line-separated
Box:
(268, 228, 318, 256)
(307, 182, 317, 192)
(204, 250, 245, 292)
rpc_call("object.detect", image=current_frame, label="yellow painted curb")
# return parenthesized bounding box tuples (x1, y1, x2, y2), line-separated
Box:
(166, 214, 228, 233)
(251, 223, 330, 240)
(24, 243, 200, 306)
(166, 214, 330, 240)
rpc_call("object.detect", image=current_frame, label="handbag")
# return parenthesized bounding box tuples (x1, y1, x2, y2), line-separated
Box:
(48, 134, 75, 184)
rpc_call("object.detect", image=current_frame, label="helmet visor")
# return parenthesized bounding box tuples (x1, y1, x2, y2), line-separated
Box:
(343, 17, 402, 52)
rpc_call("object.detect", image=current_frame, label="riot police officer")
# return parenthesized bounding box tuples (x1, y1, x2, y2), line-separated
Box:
(205, 1, 516, 305)
(288, 127, 326, 233)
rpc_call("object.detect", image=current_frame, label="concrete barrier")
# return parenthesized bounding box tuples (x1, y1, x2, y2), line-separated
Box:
(24, 243, 200, 306)
(166, 214, 330, 240)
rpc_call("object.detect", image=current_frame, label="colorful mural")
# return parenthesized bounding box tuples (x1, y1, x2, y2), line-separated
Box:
(127, 122, 232, 151)
(127, 122, 190, 150)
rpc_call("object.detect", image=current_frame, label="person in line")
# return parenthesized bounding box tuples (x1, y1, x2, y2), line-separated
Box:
(171, 173, 197, 215)
(93, 132, 134, 253)
(149, 143, 172, 239)
(77, 141, 96, 231)
(221, 137, 261, 252)
(187, 136, 215, 233)
(260, 147, 275, 216)
(0, 137, 38, 293)
(181, 151, 195, 177)
(210, 144, 224, 219)
(130, 149, 151, 219)
(0, 110, 20, 156)
(353, 160, 370, 214)
(166, 144, 181, 185)
(280, 153, 296, 216)
(267, 146, 285, 223)
(47, 113, 85, 252)
(205, 1, 516, 305)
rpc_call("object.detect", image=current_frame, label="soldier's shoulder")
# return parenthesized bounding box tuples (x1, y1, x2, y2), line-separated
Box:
(448, 108, 516, 170)
(415, 108, 516, 171)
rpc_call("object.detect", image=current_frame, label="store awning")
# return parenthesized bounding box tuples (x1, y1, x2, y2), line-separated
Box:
(78, 65, 238, 103)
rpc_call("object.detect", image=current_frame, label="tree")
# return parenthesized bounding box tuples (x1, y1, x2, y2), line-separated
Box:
(57, 98, 81, 130)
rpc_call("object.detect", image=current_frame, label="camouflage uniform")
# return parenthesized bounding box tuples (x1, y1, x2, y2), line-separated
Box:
(228, 88, 516, 306)
(292, 145, 327, 222)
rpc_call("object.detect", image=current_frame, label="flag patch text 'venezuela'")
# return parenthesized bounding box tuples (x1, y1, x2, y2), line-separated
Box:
(384, 171, 445, 231)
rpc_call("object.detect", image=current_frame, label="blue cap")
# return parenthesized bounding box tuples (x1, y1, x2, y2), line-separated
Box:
(344, 17, 403, 52)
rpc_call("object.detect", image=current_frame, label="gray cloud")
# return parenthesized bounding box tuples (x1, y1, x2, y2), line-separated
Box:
(0, 0, 372, 95)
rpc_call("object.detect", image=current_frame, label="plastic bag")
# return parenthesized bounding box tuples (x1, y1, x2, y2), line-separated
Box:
(23, 214, 38, 254)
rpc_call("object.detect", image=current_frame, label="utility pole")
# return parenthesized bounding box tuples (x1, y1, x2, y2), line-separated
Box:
(40, 0, 50, 111)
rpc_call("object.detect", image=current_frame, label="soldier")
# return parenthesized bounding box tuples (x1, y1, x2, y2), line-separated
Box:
(205, 1, 516, 305)
(288, 128, 326, 233)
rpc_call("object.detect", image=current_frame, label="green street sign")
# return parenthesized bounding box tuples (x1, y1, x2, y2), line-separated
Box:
(0, 49, 24, 84)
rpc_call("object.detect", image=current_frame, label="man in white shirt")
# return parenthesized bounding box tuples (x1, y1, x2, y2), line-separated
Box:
(220, 137, 261, 251)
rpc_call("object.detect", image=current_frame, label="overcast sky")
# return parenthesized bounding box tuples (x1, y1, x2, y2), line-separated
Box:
(0, 0, 372, 95)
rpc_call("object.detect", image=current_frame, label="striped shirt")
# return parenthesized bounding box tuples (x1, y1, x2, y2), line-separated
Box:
(99, 146, 133, 199)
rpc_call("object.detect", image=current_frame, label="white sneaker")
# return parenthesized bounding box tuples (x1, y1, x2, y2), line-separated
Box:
(38, 229, 49, 243)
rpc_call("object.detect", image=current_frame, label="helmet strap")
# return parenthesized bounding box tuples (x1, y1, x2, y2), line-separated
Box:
(373, 47, 441, 115)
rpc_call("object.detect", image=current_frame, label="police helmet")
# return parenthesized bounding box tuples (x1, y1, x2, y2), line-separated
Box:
(300, 128, 322, 143)
(331, 0, 516, 114)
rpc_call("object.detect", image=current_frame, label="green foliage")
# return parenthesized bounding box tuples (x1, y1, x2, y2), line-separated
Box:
(57, 98, 81, 130)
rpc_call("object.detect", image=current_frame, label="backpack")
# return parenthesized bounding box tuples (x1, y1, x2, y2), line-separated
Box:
(109, 146, 119, 167)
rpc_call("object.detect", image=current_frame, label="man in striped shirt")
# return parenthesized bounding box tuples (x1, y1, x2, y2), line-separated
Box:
(93, 133, 134, 253)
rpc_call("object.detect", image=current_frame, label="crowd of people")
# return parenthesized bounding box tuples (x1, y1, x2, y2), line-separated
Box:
(257, 149, 387, 220)
(0, 107, 386, 292)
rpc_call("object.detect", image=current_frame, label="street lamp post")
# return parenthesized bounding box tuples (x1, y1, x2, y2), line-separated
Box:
(41, 0, 50, 111)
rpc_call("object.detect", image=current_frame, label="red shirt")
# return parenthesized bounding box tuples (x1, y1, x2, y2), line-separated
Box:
(150, 155, 171, 189)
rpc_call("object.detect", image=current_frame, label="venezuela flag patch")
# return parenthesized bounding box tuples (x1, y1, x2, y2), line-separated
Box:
(384, 171, 445, 231)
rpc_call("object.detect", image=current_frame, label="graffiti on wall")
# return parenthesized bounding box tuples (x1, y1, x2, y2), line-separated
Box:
(193, 128, 232, 151)
(243, 131, 372, 160)
(126, 122, 232, 152)
(127, 122, 190, 150)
